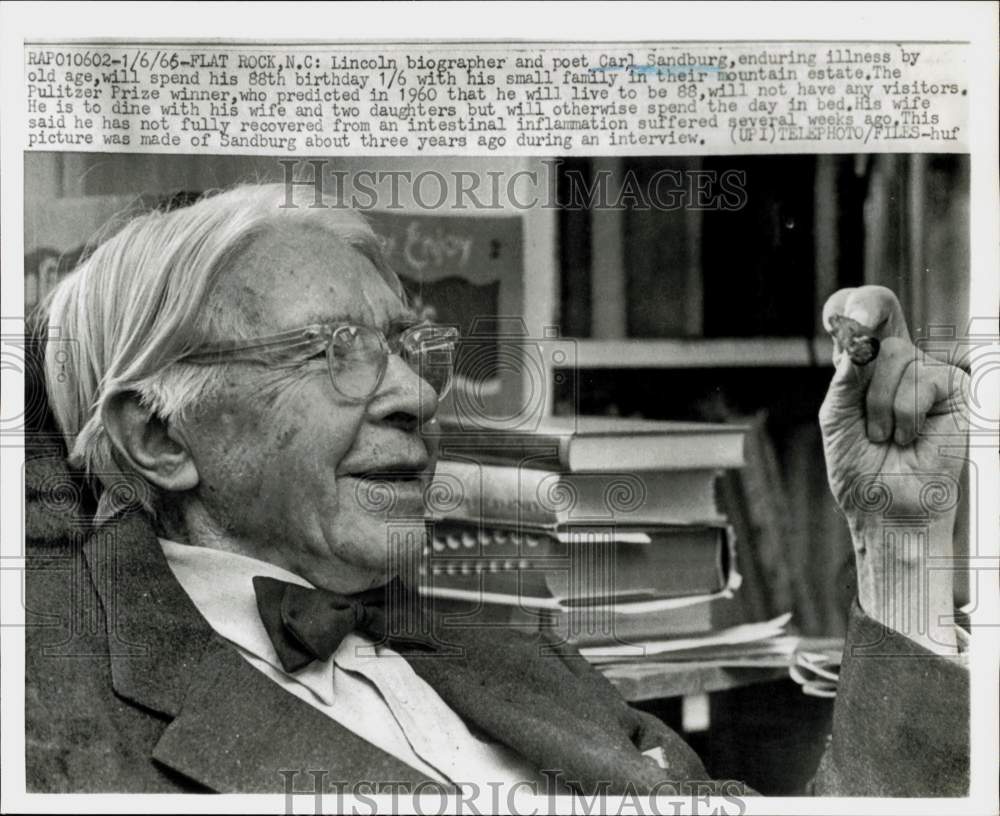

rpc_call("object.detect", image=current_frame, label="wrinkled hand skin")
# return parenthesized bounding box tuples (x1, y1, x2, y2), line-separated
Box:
(819, 285, 968, 520)
(818, 286, 969, 652)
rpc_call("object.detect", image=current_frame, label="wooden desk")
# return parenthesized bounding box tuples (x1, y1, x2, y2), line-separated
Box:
(602, 662, 789, 702)
(597, 637, 844, 702)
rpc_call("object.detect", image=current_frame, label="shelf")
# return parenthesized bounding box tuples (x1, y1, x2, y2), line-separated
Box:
(563, 338, 835, 370)
(598, 637, 844, 702)
(601, 662, 788, 702)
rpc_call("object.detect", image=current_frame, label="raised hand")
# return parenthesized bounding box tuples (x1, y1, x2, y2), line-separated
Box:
(818, 285, 968, 652)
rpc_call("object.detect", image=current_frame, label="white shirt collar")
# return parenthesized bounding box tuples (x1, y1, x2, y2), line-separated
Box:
(159, 538, 342, 706)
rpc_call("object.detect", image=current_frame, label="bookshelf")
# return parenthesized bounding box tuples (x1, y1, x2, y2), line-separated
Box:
(542, 153, 970, 645)
(542, 154, 840, 426)
(570, 337, 834, 369)
(547, 155, 970, 370)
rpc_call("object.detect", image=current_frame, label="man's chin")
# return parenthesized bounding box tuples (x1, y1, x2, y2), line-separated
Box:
(301, 514, 428, 593)
(364, 517, 429, 586)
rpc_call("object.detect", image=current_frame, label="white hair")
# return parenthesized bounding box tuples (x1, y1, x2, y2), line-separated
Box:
(44, 183, 399, 509)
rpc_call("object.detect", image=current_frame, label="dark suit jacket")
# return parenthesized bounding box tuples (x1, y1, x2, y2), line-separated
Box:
(24, 457, 969, 796)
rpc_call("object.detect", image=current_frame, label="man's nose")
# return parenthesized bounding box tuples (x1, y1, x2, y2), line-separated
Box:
(366, 352, 440, 430)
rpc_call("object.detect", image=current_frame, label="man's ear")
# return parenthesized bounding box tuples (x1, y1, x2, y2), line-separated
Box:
(101, 391, 199, 493)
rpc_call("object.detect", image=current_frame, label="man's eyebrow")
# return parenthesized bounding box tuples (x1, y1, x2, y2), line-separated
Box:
(296, 311, 421, 333)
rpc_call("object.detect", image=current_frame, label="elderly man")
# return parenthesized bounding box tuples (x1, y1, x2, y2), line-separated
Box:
(26, 183, 969, 796)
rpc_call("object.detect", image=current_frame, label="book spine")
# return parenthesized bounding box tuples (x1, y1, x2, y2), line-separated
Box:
(429, 462, 558, 527)
(427, 429, 567, 470)
(434, 450, 565, 471)
(431, 463, 724, 527)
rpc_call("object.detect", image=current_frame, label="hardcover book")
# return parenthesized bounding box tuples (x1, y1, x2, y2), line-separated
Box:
(429, 415, 747, 472)
(429, 459, 724, 527)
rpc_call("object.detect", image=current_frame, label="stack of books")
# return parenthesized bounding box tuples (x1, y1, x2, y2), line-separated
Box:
(419, 416, 779, 653)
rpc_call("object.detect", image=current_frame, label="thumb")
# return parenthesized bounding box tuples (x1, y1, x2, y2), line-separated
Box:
(819, 284, 910, 434)
(819, 350, 875, 435)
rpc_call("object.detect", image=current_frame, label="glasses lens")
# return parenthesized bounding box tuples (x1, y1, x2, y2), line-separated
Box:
(328, 325, 386, 400)
(403, 326, 458, 398)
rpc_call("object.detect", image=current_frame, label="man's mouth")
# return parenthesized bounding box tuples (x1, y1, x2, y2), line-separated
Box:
(342, 463, 430, 515)
(341, 463, 430, 483)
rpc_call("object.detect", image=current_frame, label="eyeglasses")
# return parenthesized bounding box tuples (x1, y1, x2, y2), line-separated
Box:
(180, 322, 459, 403)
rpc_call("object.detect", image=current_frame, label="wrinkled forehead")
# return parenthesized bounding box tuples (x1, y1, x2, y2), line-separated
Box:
(211, 221, 412, 334)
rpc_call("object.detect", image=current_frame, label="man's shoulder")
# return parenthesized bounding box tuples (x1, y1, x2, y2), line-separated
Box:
(23, 519, 200, 792)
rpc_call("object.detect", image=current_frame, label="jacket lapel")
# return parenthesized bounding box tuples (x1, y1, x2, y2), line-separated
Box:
(82, 512, 214, 717)
(83, 512, 438, 792)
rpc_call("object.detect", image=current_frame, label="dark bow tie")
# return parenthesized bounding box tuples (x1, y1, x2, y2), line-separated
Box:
(253, 575, 402, 673)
